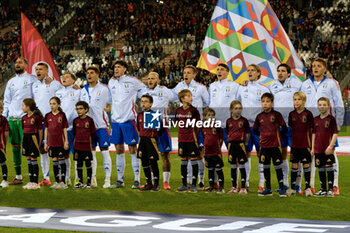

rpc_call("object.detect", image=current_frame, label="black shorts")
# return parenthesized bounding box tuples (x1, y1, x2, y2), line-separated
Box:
(228, 141, 247, 164)
(259, 147, 282, 166)
(290, 148, 311, 164)
(0, 150, 6, 163)
(137, 137, 159, 161)
(22, 133, 40, 158)
(315, 153, 335, 168)
(48, 147, 66, 158)
(204, 155, 224, 168)
(178, 142, 200, 159)
(73, 150, 93, 161)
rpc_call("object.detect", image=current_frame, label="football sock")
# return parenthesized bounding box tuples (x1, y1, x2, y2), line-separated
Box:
(150, 159, 159, 187)
(208, 167, 214, 188)
(326, 166, 334, 190)
(318, 167, 327, 191)
(53, 161, 60, 183)
(181, 160, 188, 186)
(333, 153, 339, 187)
(65, 158, 71, 180)
(258, 163, 265, 187)
(263, 164, 271, 190)
(32, 160, 39, 183)
(13, 146, 21, 176)
(282, 159, 289, 186)
(85, 159, 92, 185)
(1, 162, 8, 181)
(214, 170, 218, 185)
(116, 153, 125, 182)
(74, 161, 78, 181)
(163, 171, 170, 183)
(295, 163, 303, 188)
(59, 160, 66, 183)
(275, 164, 284, 189)
(77, 160, 83, 183)
(304, 166, 311, 189)
(41, 153, 50, 180)
(216, 167, 224, 188)
(245, 158, 251, 184)
(27, 159, 33, 182)
(101, 150, 111, 181)
(191, 160, 199, 186)
(131, 153, 140, 182)
(186, 161, 192, 185)
(291, 167, 298, 189)
(236, 166, 239, 187)
(239, 164, 246, 188)
(310, 156, 316, 188)
(143, 165, 152, 185)
(231, 164, 237, 188)
(198, 158, 205, 184)
(91, 150, 97, 178)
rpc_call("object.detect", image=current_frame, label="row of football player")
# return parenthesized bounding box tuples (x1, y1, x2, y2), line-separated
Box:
(0, 88, 338, 197)
(1, 58, 343, 196)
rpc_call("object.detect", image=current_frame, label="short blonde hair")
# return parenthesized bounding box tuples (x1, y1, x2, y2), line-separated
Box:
(293, 91, 306, 102)
(148, 72, 159, 79)
(248, 64, 261, 78)
(178, 89, 192, 103)
(184, 65, 197, 73)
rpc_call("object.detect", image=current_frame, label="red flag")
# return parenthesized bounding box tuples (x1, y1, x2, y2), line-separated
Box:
(21, 12, 60, 82)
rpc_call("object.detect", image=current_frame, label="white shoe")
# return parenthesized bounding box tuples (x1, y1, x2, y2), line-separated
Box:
(0, 180, 9, 188)
(23, 182, 33, 189)
(28, 183, 40, 190)
(50, 182, 60, 189)
(91, 177, 97, 188)
(103, 180, 110, 188)
(56, 182, 68, 190)
(305, 188, 313, 197)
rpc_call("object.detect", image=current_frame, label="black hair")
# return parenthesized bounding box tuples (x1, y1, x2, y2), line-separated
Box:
(261, 92, 274, 102)
(115, 60, 128, 69)
(277, 63, 291, 74)
(141, 94, 153, 103)
(37, 62, 49, 69)
(76, 101, 89, 111)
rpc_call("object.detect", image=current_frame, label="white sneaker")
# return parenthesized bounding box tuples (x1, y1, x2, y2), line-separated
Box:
(56, 182, 68, 190)
(91, 177, 97, 188)
(0, 180, 9, 188)
(305, 188, 313, 197)
(28, 183, 40, 190)
(50, 182, 60, 189)
(103, 180, 110, 188)
(22, 182, 33, 189)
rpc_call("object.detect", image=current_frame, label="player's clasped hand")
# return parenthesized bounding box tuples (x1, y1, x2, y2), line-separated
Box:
(325, 147, 333, 156)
